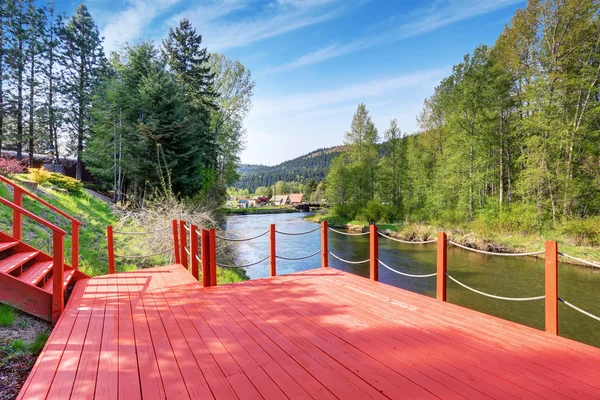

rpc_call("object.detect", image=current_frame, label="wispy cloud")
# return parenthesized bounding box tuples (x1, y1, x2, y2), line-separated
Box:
(267, 0, 523, 72)
(169, 0, 347, 51)
(98, 0, 182, 52)
(251, 67, 447, 117)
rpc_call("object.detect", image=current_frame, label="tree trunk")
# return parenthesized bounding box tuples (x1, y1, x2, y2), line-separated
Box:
(16, 36, 24, 160)
(28, 51, 35, 167)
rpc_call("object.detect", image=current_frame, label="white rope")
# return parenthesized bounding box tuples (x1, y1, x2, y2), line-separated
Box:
(195, 254, 201, 263)
(378, 232, 437, 244)
(377, 259, 437, 278)
(276, 226, 321, 236)
(328, 251, 370, 265)
(184, 246, 191, 256)
(445, 273, 545, 301)
(183, 224, 191, 232)
(216, 230, 269, 242)
(448, 240, 544, 257)
(328, 227, 369, 236)
(558, 252, 600, 268)
(559, 298, 600, 322)
(113, 226, 170, 235)
(277, 249, 322, 261)
(217, 255, 270, 269)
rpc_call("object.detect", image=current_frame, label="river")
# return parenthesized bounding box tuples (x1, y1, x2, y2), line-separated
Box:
(223, 212, 600, 348)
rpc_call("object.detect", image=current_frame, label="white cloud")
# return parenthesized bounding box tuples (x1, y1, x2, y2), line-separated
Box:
(251, 68, 447, 117)
(267, 0, 523, 72)
(99, 0, 182, 52)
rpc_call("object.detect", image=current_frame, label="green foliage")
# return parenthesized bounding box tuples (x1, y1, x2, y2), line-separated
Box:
(560, 218, 600, 246)
(9, 339, 25, 352)
(358, 200, 384, 224)
(0, 304, 15, 327)
(27, 167, 52, 184)
(27, 332, 49, 354)
(47, 173, 82, 192)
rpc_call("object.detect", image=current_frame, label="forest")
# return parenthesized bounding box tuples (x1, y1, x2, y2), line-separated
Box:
(0, 1, 253, 205)
(326, 0, 600, 237)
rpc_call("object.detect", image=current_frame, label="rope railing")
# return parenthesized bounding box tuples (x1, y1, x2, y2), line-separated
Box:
(377, 259, 437, 278)
(328, 250, 369, 265)
(378, 232, 437, 244)
(447, 240, 544, 257)
(558, 298, 600, 322)
(445, 272, 545, 301)
(328, 227, 369, 236)
(277, 249, 322, 261)
(114, 247, 174, 259)
(558, 252, 600, 268)
(276, 226, 321, 236)
(113, 226, 171, 235)
(216, 255, 270, 269)
(183, 223, 191, 232)
(184, 246, 191, 256)
(216, 230, 269, 242)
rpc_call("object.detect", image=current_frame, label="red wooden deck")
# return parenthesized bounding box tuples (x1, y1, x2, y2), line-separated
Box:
(19, 265, 600, 399)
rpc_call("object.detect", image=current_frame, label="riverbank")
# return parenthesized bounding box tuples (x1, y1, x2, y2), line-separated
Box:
(220, 206, 301, 216)
(305, 212, 600, 268)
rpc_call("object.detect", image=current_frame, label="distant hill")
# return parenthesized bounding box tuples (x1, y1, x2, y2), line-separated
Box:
(236, 146, 346, 191)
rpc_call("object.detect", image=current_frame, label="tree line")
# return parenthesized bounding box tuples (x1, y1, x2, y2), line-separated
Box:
(0, 1, 253, 204)
(326, 0, 600, 230)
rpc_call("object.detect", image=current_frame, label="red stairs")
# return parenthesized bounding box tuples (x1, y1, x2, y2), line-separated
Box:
(0, 175, 88, 324)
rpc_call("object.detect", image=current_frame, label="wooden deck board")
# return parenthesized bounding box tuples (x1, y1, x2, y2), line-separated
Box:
(20, 265, 600, 399)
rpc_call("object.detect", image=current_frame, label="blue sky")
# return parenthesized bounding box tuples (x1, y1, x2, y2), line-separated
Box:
(54, 0, 524, 165)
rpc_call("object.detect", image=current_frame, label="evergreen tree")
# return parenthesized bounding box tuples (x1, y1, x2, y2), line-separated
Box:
(58, 4, 105, 179)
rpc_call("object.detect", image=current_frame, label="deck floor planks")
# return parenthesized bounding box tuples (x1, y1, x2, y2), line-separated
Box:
(316, 274, 591, 400)
(19, 264, 600, 399)
(243, 278, 492, 400)
(210, 288, 337, 400)
(225, 282, 389, 399)
(17, 279, 89, 399)
(237, 280, 440, 399)
(322, 271, 600, 394)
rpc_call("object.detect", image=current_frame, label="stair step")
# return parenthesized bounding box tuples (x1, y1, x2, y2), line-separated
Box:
(0, 251, 39, 274)
(0, 241, 19, 252)
(18, 261, 54, 286)
(42, 269, 75, 293)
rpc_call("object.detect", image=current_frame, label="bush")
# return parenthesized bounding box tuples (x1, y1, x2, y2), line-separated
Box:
(0, 304, 15, 327)
(48, 173, 82, 193)
(0, 157, 26, 177)
(27, 167, 53, 184)
(560, 217, 600, 246)
(360, 200, 384, 224)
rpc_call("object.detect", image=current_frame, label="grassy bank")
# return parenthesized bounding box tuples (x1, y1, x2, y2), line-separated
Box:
(306, 211, 600, 266)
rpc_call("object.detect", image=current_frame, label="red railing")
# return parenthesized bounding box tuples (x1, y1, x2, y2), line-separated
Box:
(0, 196, 66, 323)
(0, 175, 81, 269)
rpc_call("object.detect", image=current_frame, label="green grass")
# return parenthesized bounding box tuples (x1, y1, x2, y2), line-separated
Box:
(9, 339, 26, 352)
(28, 332, 50, 354)
(0, 304, 15, 327)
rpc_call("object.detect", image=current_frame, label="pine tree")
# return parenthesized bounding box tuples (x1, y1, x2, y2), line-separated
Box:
(58, 4, 105, 180)
(0, 1, 8, 154)
(25, 3, 44, 166)
(42, 2, 61, 162)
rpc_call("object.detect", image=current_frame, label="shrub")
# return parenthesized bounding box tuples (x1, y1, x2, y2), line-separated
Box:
(560, 217, 600, 246)
(0, 304, 15, 327)
(360, 200, 384, 224)
(48, 173, 82, 193)
(0, 157, 26, 178)
(28, 167, 53, 184)
(28, 332, 49, 354)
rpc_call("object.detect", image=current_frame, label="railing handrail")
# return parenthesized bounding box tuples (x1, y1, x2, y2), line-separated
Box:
(0, 196, 66, 235)
(0, 175, 82, 225)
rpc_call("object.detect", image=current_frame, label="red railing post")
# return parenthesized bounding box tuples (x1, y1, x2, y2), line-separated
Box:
(270, 224, 276, 277)
(179, 220, 188, 270)
(209, 228, 217, 286)
(436, 232, 447, 301)
(172, 220, 180, 264)
(201, 229, 210, 287)
(13, 186, 22, 240)
(71, 221, 80, 270)
(545, 240, 559, 335)
(191, 224, 199, 280)
(52, 231, 65, 324)
(321, 220, 329, 268)
(107, 225, 115, 274)
(370, 224, 378, 281)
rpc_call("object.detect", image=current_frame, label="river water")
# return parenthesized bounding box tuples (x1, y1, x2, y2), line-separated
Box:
(223, 212, 600, 348)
